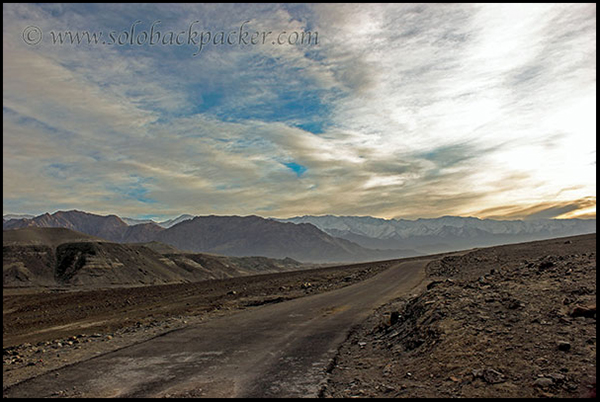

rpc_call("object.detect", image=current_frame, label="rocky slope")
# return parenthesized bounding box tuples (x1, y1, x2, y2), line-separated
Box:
(3, 227, 305, 288)
(321, 233, 596, 398)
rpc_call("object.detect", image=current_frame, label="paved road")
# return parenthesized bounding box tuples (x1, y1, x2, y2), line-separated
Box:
(3, 259, 430, 398)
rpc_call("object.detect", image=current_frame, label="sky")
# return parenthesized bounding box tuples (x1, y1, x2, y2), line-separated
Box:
(2, 3, 597, 221)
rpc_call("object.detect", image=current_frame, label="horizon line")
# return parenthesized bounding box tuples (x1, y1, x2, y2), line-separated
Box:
(3, 208, 597, 223)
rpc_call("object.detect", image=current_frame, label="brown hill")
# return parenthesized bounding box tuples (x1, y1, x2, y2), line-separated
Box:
(155, 215, 382, 263)
(3, 210, 162, 243)
(3, 227, 305, 288)
(3, 227, 102, 247)
(120, 222, 164, 243)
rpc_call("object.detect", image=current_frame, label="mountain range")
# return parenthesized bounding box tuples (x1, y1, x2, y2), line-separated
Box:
(3, 211, 596, 262)
(276, 215, 597, 254)
(3, 211, 397, 263)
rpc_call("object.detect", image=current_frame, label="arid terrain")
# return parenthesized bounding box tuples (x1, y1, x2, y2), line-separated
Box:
(3, 234, 596, 398)
(3, 258, 398, 390)
(320, 234, 596, 398)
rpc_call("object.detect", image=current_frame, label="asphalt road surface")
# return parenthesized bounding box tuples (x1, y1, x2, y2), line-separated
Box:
(3, 259, 429, 398)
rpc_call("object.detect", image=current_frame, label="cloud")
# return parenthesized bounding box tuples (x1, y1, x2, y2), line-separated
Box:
(2, 4, 596, 220)
(474, 197, 597, 220)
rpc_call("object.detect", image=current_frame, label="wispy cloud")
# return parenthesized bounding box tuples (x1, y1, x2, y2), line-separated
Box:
(2, 3, 596, 220)
(474, 196, 597, 220)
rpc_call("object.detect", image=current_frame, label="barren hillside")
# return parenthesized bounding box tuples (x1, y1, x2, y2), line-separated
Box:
(321, 234, 596, 398)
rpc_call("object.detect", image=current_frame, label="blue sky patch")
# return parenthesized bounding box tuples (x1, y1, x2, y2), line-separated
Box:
(283, 162, 308, 177)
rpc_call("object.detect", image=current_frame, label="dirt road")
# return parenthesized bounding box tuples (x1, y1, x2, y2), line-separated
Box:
(3, 259, 428, 398)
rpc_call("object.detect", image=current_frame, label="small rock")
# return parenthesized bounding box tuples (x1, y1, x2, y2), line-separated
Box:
(539, 261, 555, 270)
(570, 304, 596, 319)
(548, 373, 566, 382)
(382, 385, 395, 393)
(227, 290, 237, 295)
(559, 316, 572, 325)
(483, 368, 506, 384)
(382, 363, 393, 375)
(506, 298, 525, 309)
(565, 382, 579, 391)
(390, 311, 400, 325)
(534, 377, 554, 388)
(557, 341, 571, 352)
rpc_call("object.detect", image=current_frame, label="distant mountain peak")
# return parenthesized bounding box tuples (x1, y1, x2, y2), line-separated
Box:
(158, 214, 195, 228)
(276, 215, 596, 254)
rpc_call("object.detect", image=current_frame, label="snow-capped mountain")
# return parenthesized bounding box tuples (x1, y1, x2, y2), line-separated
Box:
(157, 214, 195, 228)
(121, 217, 157, 226)
(276, 215, 596, 254)
(120, 214, 195, 228)
(3, 214, 35, 221)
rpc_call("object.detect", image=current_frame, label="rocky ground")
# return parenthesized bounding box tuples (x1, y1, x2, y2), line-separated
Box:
(3, 259, 399, 389)
(320, 234, 596, 398)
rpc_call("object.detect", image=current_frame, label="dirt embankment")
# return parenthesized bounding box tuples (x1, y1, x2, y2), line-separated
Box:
(321, 234, 596, 398)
